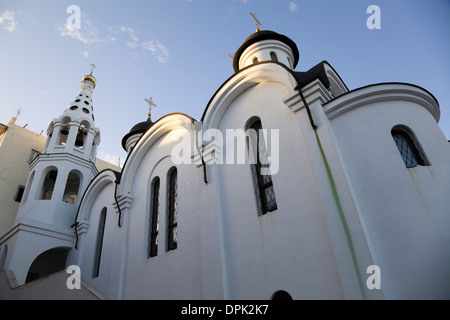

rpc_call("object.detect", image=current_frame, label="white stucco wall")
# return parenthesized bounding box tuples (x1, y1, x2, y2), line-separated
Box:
(325, 84, 450, 299)
(211, 81, 345, 299)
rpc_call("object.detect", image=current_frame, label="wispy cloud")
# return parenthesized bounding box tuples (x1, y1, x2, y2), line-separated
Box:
(58, 18, 112, 45)
(119, 25, 140, 49)
(289, 2, 298, 12)
(126, 41, 138, 49)
(142, 40, 169, 63)
(120, 26, 138, 42)
(0, 10, 17, 32)
(58, 19, 169, 64)
(223, 7, 238, 20)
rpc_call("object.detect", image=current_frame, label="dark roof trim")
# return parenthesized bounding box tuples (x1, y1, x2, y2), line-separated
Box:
(122, 112, 196, 151)
(321, 81, 440, 108)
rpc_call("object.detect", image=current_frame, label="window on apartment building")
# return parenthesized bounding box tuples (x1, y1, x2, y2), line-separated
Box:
(28, 149, 41, 164)
(14, 185, 25, 202)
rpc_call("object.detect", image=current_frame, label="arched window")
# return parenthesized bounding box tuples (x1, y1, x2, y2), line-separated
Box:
(148, 177, 160, 258)
(39, 168, 58, 200)
(59, 117, 71, 145)
(247, 118, 277, 216)
(93, 208, 107, 278)
(391, 125, 430, 168)
(270, 51, 278, 62)
(253, 57, 259, 64)
(167, 168, 178, 251)
(287, 56, 292, 69)
(75, 121, 90, 148)
(62, 170, 82, 204)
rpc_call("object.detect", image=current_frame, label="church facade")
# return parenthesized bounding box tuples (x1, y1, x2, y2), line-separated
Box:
(1, 29, 450, 300)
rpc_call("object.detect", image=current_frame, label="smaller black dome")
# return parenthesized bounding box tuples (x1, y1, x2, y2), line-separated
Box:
(232, 30, 299, 72)
(121, 117, 154, 151)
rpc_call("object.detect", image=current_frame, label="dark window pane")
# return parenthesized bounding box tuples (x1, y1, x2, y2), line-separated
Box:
(148, 178, 160, 258)
(93, 208, 107, 278)
(248, 119, 277, 216)
(391, 126, 429, 168)
(168, 168, 178, 251)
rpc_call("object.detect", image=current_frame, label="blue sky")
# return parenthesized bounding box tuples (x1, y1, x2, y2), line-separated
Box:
(1, 0, 449, 167)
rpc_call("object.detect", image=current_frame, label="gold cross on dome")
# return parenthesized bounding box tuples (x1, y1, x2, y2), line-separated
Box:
(250, 12, 261, 32)
(145, 97, 157, 117)
(89, 64, 96, 75)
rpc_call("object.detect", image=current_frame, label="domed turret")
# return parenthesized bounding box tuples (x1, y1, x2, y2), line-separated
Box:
(233, 30, 299, 72)
(122, 97, 157, 153)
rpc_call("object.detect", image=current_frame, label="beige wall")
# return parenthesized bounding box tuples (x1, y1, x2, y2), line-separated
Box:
(0, 118, 46, 234)
(94, 157, 121, 173)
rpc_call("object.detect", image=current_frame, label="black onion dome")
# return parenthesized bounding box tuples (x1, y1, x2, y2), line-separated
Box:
(121, 117, 154, 151)
(232, 30, 299, 72)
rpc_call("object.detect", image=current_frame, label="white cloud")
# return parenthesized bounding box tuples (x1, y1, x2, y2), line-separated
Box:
(289, 2, 298, 12)
(142, 40, 169, 63)
(82, 50, 89, 58)
(58, 18, 109, 45)
(120, 26, 138, 42)
(126, 41, 138, 49)
(0, 11, 17, 32)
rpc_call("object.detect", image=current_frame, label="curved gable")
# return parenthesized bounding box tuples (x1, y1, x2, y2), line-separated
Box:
(202, 62, 298, 130)
(75, 169, 118, 223)
(117, 113, 194, 197)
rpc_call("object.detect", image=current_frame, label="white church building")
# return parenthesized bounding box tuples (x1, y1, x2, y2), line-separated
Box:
(1, 28, 450, 300)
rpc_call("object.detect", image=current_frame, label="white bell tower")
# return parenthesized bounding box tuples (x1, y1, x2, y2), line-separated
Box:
(1, 68, 101, 285)
(44, 70, 100, 161)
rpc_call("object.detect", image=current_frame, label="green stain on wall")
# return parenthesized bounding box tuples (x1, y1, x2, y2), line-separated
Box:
(314, 130, 367, 299)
